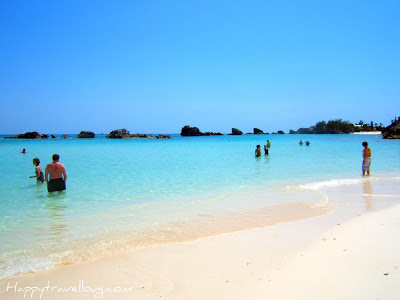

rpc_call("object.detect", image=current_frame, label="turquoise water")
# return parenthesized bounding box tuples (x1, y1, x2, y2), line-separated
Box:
(0, 133, 399, 279)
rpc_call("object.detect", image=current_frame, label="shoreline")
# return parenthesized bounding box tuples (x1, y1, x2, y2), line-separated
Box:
(351, 131, 382, 135)
(1, 177, 399, 299)
(0, 200, 333, 282)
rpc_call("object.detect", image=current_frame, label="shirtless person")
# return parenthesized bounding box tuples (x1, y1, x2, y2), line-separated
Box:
(362, 142, 371, 176)
(255, 145, 261, 157)
(45, 154, 67, 192)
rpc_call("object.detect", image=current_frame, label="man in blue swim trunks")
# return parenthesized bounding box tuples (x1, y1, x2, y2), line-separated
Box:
(45, 154, 67, 192)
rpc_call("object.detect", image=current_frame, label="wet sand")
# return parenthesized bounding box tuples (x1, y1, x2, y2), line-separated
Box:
(1, 178, 399, 300)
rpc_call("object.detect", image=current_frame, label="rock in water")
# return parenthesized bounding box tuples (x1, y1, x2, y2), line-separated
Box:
(229, 128, 243, 135)
(181, 125, 202, 136)
(107, 129, 132, 139)
(77, 131, 96, 138)
(4, 132, 44, 139)
(202, 132, 223, 136)
(254, 128, 264, 134)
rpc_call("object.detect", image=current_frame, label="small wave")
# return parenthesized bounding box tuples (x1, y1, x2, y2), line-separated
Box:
(363, 194, 400, 198)
(0, 254, 57, 280)
(293, 175, 400, 191)
(296, 178, 362, 191)
(299, 191, 331, 208)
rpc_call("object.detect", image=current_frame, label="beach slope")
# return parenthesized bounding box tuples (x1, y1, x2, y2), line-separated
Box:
(1, 200, 399, 300)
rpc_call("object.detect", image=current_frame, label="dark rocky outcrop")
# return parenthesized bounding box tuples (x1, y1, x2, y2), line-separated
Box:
(180, 125, 223, 136)
(229, 128, 243, 135)
(181, 125, 202, 136)
(203, 132, 223, 136)
(382, 120, 400, 139)
(106, 129, 155, 139)
(4, 132, 48, 139)
(107, 129, 133, 139)
(131, 134, 154, 138)
(253, 128, 264, 134)
(63, 135, 69, 139)
(295, 127, 314, 134)
(77, 131, 95, 138)
(156, 135, 171, 139)
(51, 135, 56, 139)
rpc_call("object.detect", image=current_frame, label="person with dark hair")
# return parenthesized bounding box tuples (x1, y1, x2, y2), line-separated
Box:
(29, 158, 44, 183)
(264, 144, 268, 155)
(266, 140, 271, 154)
(255, 145, 261, 157)
(21, 148, 27, 154)
(45, 154, 67, 192)
(362, 141, 371, 176)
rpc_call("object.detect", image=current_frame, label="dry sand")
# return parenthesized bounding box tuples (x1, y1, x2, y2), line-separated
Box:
(1, 180, 399, 300)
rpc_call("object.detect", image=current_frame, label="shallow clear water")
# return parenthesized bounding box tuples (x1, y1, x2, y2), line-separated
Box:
(0, 133, 399, 279)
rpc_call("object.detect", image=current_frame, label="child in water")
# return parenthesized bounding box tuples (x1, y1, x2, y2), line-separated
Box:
(30, 158, 45, 183)
(362, 141, 371, 176)
(255, 145, 261, 157)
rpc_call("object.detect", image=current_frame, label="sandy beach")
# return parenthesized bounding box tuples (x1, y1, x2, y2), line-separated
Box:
(1, 177, 399, 300)
(2, 0, 399, 298)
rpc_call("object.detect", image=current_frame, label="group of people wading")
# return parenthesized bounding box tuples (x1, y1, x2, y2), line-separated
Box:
(25, 152, 67, 193)
(254, 140, 372, 176)
(255, 140, 271, 157)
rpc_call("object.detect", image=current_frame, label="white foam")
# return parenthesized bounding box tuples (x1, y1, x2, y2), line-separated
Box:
(296, 178, 362, 191)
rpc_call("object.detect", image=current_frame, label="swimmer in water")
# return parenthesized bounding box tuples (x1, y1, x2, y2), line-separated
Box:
(255, 145, 261, 157)
(29, 158, 44, 183)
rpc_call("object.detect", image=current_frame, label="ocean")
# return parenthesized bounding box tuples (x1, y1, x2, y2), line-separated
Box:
(0, 133, 399, 279)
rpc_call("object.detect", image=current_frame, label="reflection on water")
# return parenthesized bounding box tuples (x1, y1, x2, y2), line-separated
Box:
(363, 179, 374, 211)
(34, 184, 46, 198)
(45, 192, 68, 240)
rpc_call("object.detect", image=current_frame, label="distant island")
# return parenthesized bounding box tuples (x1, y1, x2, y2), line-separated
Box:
(382, 118, 400, 139)
(3, 116, 399, 139)
(289, 119, 391, 134)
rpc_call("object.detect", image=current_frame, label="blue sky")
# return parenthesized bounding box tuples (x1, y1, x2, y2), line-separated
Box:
(1, 0, 399, 134)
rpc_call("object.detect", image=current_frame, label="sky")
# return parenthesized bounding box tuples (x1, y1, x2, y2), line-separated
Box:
(1, 0, 399, 134)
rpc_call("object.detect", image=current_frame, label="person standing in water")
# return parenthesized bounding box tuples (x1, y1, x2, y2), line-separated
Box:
(45, 154, 67, 192)
(29, 158, 44, 183)
(264, 144, 268, 155)
(265, 140, 271, 155)
(255, 145, 261, 157)
(362, 141, 371, 176)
